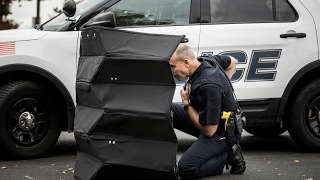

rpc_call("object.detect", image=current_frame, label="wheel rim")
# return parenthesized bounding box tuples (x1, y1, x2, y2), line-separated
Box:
(7, 98, 49, 146)
(306, 96, 320, 137)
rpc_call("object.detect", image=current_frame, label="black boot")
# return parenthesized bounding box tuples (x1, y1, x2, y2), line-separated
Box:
(227, 142, 246, 174)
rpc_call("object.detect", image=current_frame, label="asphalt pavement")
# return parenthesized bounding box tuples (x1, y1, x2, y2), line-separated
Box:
(0, 130, 319, 180)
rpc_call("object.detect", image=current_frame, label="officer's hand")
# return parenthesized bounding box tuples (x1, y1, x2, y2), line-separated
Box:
(180, 83, 190, 105)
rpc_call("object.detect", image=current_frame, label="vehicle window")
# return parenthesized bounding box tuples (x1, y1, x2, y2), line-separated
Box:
(209, 0, 296, 23)
(107, 0, 191, 26)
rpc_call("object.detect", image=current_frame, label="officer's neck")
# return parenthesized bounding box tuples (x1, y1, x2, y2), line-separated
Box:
(188, 59, 201, 76)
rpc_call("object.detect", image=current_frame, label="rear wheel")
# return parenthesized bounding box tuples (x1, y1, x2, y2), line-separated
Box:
(0, 80, 61, 158)
(287, 79, 320, 152)
(244, 126, 286, 137)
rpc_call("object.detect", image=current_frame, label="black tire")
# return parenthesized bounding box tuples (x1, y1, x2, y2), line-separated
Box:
(244, 126, 287, 137)
(0, 80, 61, 158)
(287, 79, 320, 152)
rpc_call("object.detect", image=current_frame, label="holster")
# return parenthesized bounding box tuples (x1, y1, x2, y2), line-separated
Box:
(220, 112, 235, 137)
(220, 111, 246, 137)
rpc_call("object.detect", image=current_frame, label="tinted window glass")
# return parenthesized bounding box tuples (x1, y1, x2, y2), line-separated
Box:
(107, 0, 191, 26)
(209, 0, 296, 23)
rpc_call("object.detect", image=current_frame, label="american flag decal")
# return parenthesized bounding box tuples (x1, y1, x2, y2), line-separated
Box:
(0, 42, 16, 56)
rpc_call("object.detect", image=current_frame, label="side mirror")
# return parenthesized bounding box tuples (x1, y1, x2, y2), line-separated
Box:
(84, 11, 116, 28)
(63, 0, 76, 17)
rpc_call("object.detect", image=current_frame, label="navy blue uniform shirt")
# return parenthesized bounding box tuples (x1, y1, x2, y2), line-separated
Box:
(188, 55, 237, 126)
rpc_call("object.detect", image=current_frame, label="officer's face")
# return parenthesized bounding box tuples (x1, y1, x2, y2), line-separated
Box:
(169, 55, 188, 81)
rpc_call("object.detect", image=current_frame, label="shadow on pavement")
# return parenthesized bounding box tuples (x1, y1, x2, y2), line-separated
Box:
(239, 134, 305, 153)
(177, 132, 305, 154)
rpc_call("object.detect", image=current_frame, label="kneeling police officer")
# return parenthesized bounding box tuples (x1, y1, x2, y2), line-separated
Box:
(170, 43, 246, 179)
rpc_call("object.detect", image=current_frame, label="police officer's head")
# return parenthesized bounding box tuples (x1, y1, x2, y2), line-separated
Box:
(170, 43, 200, 80)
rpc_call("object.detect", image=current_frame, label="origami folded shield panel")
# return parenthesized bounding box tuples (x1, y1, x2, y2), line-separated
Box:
(74, 26, 185, 180)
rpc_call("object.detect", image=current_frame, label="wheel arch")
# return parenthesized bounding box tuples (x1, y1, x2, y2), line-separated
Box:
(278, 59, 320, 124)
(0, 64, 75, 132)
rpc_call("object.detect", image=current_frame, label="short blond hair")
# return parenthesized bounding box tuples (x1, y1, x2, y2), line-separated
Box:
(173, 43, 196, 62)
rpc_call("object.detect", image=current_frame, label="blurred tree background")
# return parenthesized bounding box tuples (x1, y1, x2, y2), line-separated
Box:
(0, 0, 20, 29)
(0, 0, 66, 30)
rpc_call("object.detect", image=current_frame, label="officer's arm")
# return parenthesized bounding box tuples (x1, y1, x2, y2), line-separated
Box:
(224, 56, 238, 80)
(186, 106, 218, 137)
(181, 84, 218, 137)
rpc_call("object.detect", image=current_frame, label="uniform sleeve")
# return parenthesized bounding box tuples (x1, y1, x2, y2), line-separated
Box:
(197, 84, 225, 125)
(198, 54, 231, 70)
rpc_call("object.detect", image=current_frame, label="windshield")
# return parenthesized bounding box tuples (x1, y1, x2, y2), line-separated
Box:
(41, 0, 106, 31)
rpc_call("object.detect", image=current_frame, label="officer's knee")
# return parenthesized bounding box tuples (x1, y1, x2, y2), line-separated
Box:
(178, 160, 198, 179)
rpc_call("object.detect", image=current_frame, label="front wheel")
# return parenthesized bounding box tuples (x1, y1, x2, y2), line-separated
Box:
(287, 79, 320, 152)
(0, 81, 61, 158)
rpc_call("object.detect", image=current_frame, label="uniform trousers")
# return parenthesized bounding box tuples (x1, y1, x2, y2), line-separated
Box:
(172, 103, 240, 179)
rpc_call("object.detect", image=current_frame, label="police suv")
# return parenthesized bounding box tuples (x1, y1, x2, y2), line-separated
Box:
(0, 0, 319, 158)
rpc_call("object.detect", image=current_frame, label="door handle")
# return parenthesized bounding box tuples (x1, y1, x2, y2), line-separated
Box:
(280, 33, 306, 38)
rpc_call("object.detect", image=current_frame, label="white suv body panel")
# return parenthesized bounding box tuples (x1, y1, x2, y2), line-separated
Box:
(0, 29, 47, 42)
(300, 0, 320, 58)
(0, 31, 80, 103)
(199, 0, 318, 100)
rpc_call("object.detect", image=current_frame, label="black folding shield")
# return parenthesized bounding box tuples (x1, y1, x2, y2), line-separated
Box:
(73, 26, 185, 180)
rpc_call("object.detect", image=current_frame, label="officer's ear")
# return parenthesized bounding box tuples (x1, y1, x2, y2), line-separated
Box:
(184, 59, 190, 69)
